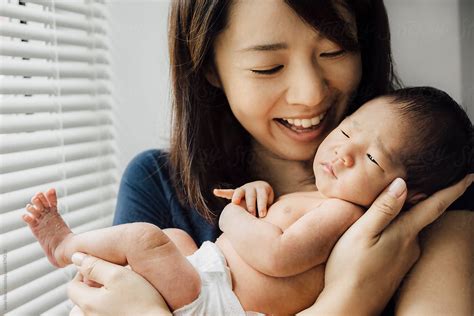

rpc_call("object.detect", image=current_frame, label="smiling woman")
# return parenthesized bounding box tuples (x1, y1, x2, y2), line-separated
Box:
(63, 0, 473, 315)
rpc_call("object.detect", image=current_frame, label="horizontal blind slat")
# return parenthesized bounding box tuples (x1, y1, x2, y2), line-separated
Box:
(0, 125, 115, 154)
(0, 23, 108, 49)
(0, 140, 116, 173)
(3, 267, 74, 314)
(0, 95, 112, 114)
(0, 78, 111, 95)
(0, 3, 107, 33)
(0, 59, 110, 78)
(1, 257, 55, 294)
(0, 166, 118, 214)
(0, 173, 117, 234)
(0, 110, 113, 133)
(23, 0, 107, 18)
(5, 283, 69, 316)
(42, 299, 73, 316)
(0, 40, 109, 62)
(0, 155, 116, 193)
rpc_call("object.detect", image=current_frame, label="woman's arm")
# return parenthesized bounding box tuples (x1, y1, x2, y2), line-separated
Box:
(395, 210, 474, 315)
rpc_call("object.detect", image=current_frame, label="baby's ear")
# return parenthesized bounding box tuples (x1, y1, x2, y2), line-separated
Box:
(407, 192, 428, 205)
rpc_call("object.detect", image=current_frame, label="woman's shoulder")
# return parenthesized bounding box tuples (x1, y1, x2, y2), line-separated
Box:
(122, 149, 171, 181)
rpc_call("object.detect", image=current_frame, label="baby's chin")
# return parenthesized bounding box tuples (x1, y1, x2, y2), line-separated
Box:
(316, 182, 371, 208)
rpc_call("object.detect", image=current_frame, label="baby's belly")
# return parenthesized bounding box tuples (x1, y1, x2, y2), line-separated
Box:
(215, 235, 325, 315)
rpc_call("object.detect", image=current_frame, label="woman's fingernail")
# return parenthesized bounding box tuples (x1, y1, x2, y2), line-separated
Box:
(388, 178, 406, 198)
(71, 252, 86, 266)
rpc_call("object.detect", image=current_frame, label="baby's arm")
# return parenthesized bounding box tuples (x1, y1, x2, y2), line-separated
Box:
(219, 199, 364, 277)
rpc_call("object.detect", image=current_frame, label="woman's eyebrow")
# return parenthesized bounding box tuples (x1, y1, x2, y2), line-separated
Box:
(238, 42, 288, 52)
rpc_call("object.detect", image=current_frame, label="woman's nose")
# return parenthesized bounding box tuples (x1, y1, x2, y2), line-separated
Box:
(286, 63, 327, 108)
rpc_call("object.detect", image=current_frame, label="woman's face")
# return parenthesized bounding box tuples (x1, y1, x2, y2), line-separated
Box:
(211, 0, 362, 162)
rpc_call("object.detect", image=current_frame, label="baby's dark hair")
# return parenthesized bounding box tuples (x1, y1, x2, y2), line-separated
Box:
(384, 87, 473, 200)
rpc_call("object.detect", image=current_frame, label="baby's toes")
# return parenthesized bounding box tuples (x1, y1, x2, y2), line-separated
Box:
(31, 197, 45, 214)
(37, 193, 50, 209)
(25, 203, 41, 220)
(45, 189, 58, 209)
(22, 213, 38, 226)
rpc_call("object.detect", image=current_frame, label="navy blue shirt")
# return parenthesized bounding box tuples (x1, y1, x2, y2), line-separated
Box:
(113, 149, 220, 247)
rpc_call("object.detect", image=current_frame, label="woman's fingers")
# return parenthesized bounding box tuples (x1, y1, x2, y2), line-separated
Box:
(71, 252, 123, 286)
(403, 174, 473, 235)
(356, 178, 408, 237)
(67, 271, 101, 312)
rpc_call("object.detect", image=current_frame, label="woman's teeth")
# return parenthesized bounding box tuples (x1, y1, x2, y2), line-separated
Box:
(282, 112, 326, 128)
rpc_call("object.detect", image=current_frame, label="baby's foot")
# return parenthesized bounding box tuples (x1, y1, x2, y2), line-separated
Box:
(23, 189, 73, 267)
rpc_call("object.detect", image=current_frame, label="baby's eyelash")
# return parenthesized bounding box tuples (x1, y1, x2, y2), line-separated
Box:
(341, 130, 349, 138)
(367, 153, 379, 165)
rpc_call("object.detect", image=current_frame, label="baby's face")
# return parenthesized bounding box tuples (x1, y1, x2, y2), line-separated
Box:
(314, 98, 408, 207)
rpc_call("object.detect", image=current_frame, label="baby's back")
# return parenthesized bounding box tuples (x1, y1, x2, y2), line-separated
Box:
(215, 192, 363, 314)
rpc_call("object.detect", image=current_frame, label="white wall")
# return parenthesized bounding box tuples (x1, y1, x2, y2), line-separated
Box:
(108, 0, 472, 173)
(107, 0, 171, 173)
(385, 0, 472, 119)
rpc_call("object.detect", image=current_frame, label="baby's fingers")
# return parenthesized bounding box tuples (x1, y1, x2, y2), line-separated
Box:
(245, 188, 257, 217)
(256, 187, 268, 217)
(232, 188, 245, 205)
(213, 189, 234, 200)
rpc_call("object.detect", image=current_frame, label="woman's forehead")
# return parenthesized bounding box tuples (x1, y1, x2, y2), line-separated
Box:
(223, 0, 357, 46)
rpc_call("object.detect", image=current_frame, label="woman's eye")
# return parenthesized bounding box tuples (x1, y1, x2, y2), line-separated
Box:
(367, 153, 379, 166)
(320, 50, 346, 58)
(341, 129, 350, 138)
(251, 65, 283, 75)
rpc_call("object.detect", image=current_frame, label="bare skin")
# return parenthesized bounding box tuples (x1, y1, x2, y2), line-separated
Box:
(25, 186, 362, 315)
(23, 189, 201, 311)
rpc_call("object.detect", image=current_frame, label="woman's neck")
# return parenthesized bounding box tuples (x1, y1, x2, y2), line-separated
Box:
(250, 141, 317, 198)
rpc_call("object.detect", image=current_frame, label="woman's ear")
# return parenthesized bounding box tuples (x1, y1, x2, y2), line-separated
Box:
(407, 192, 428, 205)
(205, 63, 222, 88)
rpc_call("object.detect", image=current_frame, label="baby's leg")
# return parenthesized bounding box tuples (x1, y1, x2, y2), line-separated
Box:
(163, 228, 198, 256)
(23, 189, 200, 310)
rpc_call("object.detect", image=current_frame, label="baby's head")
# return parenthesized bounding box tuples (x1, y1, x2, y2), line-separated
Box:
(314, 86, 473, 208)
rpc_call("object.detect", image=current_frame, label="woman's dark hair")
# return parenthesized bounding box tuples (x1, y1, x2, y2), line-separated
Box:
(386, 87, 473, 201)
(168, 0, 401, 223)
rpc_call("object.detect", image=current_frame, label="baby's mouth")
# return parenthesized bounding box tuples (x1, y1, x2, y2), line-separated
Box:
(322, 162, 337, 178)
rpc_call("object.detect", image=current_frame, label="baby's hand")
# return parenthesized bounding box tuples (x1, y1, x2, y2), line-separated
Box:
(213, 181, 274, 217)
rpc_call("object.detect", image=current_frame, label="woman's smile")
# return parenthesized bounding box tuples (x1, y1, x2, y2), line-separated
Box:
(273, 111, 328, 143)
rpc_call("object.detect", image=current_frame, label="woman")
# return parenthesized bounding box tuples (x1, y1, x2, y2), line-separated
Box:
(68, 0, 473, 314)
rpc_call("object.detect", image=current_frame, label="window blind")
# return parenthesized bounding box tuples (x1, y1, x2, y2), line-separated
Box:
(0, 0, 118, 314)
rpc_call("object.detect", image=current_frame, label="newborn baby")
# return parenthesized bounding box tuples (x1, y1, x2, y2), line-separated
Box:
(23, 87, 472, 315)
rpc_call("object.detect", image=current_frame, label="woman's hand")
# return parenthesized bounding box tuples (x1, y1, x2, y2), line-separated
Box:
(213, 180, 274, 217)
(299, 174, 473, 315)
(67, 252, 171, 316)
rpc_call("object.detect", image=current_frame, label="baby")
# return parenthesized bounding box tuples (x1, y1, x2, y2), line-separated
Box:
(23, 87, 472, 315)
